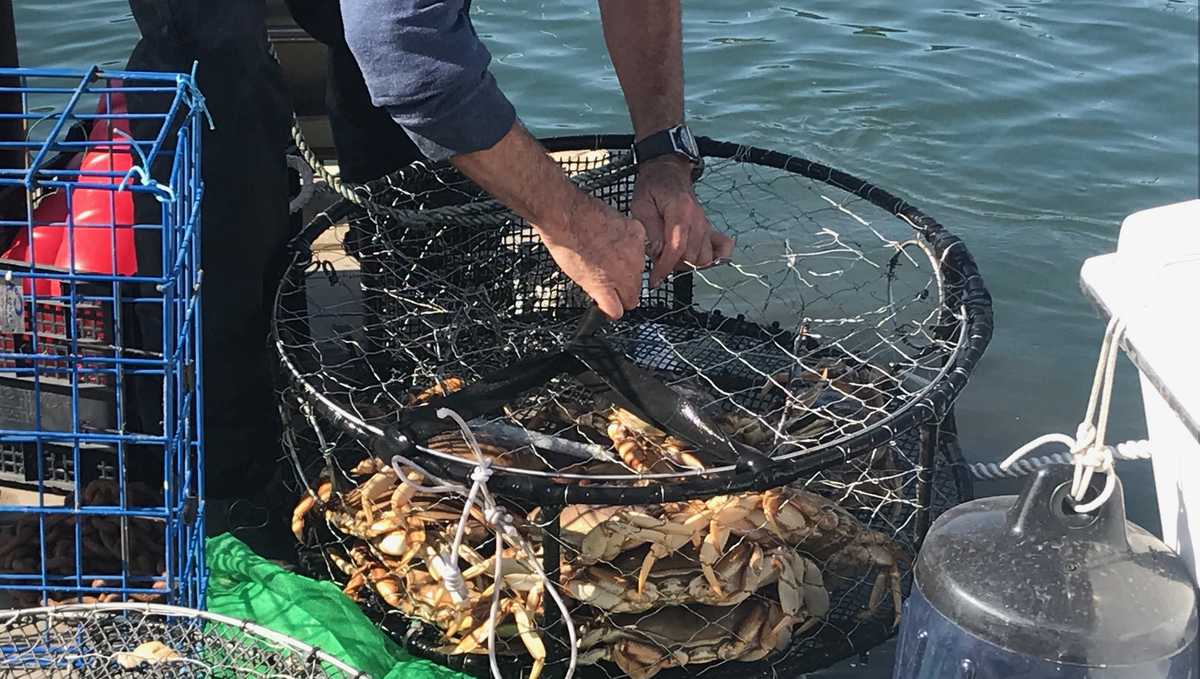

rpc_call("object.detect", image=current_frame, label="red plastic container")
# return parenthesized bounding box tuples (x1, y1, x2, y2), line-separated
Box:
(1, 91, 138, 297)
(58, 91, 137, 277)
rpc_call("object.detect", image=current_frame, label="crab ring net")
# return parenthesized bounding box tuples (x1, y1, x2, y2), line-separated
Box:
(274, 136, 991, 678)
(0, 603, 364, 677)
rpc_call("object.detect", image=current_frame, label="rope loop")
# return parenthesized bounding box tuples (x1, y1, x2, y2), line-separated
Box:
(382, 406, 577, 679)
(999, 318, 1133, 513)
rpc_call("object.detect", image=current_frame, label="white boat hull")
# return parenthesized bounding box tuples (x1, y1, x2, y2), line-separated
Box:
(1081, 199, 1200, 580)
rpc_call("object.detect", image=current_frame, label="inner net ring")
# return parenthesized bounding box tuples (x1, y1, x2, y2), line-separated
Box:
(272, 135, 991, 505)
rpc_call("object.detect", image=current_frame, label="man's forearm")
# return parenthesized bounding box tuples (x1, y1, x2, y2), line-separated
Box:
(598, 0, 684, 140)
(451, 121, 648, 320)
(450, 121, 590, 243)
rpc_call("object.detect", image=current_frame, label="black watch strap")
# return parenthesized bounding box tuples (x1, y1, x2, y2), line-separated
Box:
(632, 125, 704, 181)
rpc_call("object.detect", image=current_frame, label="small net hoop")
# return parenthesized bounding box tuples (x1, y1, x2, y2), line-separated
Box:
(0, 602, 366, 677)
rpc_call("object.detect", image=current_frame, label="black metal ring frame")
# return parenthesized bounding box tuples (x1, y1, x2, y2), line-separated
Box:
(273, 135, 992, 507)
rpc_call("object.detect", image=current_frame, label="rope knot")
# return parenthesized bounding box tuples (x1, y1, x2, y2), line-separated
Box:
(1071, 422, 1097, 455)
(1072, 445, 1114, 473)
(430, 551, 469, 607)
(471, 461, 494, 484)
(484, 506, 511, 528)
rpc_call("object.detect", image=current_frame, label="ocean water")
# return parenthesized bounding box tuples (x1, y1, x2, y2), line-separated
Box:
(10, 1, 1199, 676)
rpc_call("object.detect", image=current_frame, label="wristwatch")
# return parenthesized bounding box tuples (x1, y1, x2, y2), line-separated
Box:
(632, 124, 704, 181)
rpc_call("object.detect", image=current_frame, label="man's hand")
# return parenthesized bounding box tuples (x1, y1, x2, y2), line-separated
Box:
(536, 195, 647, 320)
(633, 156, 735, 289)
(599, 1, 734, 288)
(451, 122, 648, 320)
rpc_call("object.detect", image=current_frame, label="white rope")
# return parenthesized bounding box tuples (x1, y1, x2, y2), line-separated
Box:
(968, 438, 1151, 480)
(997, 318, 1134, 512)
(389, 408, 578, 679)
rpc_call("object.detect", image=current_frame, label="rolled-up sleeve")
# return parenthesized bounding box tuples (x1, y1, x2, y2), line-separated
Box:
(339, 0, 516, 161)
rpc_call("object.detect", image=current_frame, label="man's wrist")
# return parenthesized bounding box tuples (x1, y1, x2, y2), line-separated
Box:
(633, 116, 684, 143)
(633, 124, 703, 181)
(639, 154, 694, 176)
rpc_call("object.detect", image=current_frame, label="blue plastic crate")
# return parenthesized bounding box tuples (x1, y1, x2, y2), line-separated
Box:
(0, 66, 205, 609)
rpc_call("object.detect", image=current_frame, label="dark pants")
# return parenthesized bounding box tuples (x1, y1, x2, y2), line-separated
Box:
(125, 0, 294, 500)
(283, 0, 422, 183)
(122, 0, 419, 500)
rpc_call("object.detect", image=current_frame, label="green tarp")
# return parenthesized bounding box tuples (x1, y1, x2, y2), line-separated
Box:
(205, 533, 469, 679)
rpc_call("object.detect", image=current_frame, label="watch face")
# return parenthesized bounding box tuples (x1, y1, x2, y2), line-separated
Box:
(673, 125, 700, 159)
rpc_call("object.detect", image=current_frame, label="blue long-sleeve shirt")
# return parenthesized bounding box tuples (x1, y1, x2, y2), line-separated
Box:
(339, 0, 517, 162)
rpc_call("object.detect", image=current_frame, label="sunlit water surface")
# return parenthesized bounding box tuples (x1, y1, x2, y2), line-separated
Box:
(14, 1, 1199, 675)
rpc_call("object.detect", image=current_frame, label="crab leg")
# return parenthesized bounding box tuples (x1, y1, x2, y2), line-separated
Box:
(291, 480, 331, 541)
(342, 571, 366, 600)
(510, 601, 546, 679)
(451, 615, 496, 655)
(636, 551, 659, 595)
(662, 439, 706, 470)
(889, 567, 903, 627)
(355, 470, 398, 523)
(700, 520, 731, 595)
(368, 567, 404, 609)
(389, 472, 423, 515)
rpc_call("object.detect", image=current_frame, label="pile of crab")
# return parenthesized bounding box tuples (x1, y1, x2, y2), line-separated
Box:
(292, 367, 911, 679)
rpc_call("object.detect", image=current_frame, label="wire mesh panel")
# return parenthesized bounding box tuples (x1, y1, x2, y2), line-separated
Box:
(0, 67, 205, 609)
(275, 135, 991, 678)
(0, 603, 365, 677)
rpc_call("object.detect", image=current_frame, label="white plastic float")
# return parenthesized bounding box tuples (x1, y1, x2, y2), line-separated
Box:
(1079, 198, 1200, 579)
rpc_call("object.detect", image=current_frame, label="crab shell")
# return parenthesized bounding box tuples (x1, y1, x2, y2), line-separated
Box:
(559, 503, 711, 563)
(577, 599, 799, 679)
(564, 542, 829, 620)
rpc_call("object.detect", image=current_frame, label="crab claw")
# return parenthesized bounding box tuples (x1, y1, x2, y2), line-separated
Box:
(803, 558, 830, 620)
(774, 551, 804, 619)
(291, 480, 331, 541)
(613, 640, 678, 679)
(452, 614, 495, 655)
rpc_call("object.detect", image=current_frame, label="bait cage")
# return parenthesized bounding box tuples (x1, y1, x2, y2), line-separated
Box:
(275, 136, 991, 679)
(0, 67, 205, 609)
